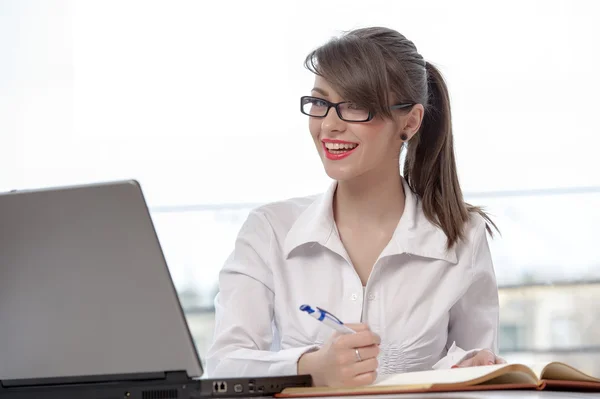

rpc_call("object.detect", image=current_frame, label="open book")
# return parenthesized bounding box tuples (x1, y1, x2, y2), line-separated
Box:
(277, 362, 600, 397)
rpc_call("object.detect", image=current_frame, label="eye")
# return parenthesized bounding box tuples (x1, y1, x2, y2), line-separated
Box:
(309, 98, 328, 107)
(346, 102, 367, 111)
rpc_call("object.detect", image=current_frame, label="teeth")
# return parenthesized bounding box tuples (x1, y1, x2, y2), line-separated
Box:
(324, 142, 358, 150)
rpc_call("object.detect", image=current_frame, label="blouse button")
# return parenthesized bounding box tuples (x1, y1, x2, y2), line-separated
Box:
(368, 293, 376, 300)
(350, 293, 358, 301)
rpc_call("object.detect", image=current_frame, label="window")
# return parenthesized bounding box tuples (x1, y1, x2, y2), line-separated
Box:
(499, 324, 522, 352)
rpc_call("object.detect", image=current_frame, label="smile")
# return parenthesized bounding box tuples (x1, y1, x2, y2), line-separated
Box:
(322, 139, 359, 160)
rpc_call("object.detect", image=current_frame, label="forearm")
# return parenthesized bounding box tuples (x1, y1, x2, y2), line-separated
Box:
(208, 345, 318, 378)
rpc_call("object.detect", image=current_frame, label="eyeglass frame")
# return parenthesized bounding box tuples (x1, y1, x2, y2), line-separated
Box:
(300, 95, 415, 123)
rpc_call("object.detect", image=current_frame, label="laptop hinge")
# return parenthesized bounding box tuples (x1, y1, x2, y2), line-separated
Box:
(1, 370, 189, 388)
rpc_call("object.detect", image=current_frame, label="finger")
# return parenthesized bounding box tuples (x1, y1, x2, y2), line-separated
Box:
(468, 350, 495, 366)
(371, 332, 381, 345)
(330, 324, 369, 342)
(344, 323, 370, 332)
(351, 371, 378, 387)
(343, 324, 381, 346)
(336, 330, 380, 349)
(480, 350, 497, 366)
(456, 357, 474, 367)
(496, 356, 507, 364)
(353, 357, 378, 375)
(355, 344, 380, 361)
(336, 345, 380, 366)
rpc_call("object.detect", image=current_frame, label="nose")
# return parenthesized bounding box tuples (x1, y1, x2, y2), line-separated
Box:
(321, 106, 346, 135)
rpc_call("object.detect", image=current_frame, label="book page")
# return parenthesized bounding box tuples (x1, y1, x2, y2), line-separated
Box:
(527, 363, 554, 379)
(280, 365, 540, 397)
(373, 364, 528, 387)
(536, 362, 600, 383)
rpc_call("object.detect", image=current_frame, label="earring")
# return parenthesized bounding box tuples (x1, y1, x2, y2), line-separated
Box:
(400, 133, 408, 141)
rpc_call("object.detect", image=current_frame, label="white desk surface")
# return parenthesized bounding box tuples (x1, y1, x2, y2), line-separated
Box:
(305, 391, 599, 399)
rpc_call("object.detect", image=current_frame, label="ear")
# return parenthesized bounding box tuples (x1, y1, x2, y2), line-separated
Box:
(399, 104, 424, 141)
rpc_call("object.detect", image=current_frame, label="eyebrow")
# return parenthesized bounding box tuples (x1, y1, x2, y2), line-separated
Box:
(311, 87, 329, 97)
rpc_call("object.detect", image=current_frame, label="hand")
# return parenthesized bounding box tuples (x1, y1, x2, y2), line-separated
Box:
(298, 323, 381, 387)
(455, 349, 507, 367)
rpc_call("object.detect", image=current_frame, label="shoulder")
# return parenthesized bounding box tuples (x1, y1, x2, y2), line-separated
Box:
(252, 193, 320, 223)
(450, 211, 493, 265)
(224, 193, 323, 276)
(462, 212, 495, 279)
(464, 212, 490, 244)
(238, 193, 322, 237)
(407, 190, 491, 262)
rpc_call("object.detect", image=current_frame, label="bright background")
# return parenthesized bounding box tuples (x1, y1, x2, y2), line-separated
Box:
(2, 0, 600, 377)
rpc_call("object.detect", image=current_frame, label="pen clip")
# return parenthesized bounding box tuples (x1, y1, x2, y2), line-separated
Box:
(316, 307, 344, 325)
(300, 304, 345, 325)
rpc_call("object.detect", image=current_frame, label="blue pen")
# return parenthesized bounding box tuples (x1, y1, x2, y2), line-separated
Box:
(299, 304, 356, 335)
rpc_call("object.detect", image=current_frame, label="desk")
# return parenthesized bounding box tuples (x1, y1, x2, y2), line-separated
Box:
(307, 392, 598, 399)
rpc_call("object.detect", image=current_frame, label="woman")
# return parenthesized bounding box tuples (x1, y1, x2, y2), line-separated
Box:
(207, 27, 503, 387)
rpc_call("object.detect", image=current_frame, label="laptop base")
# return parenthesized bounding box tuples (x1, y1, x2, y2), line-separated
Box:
(0, 372, 313, 399)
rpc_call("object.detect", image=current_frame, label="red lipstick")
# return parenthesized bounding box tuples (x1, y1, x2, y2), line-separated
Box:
(321, 139, 359, 161)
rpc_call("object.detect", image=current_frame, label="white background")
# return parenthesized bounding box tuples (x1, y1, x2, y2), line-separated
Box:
(2, 0, 599, 205)
(2, 0, 600, 293)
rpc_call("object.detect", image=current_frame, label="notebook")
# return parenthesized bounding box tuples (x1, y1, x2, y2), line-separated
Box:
(0, 180, 311, 399)
(277, 361, 600, 397)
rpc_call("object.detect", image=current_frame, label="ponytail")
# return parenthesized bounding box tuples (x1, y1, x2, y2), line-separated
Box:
(305, 27, 497, 247)
(403, 62, 497, 248)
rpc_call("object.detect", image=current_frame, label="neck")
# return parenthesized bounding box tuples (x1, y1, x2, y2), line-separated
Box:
(333, 167, 405, 227)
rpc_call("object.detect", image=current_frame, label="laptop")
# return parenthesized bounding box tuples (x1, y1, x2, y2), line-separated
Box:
(0, 180, 312, 399)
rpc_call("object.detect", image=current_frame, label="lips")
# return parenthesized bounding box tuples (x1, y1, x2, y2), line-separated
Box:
(322, 139, 359, 161)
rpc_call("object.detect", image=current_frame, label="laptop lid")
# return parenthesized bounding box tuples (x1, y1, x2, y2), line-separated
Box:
(0, 180, 203, 383)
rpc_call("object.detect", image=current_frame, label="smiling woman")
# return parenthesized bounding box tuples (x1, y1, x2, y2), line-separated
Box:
(303, 28, 497, 249)
(207, 27, 504, 388)
(3, 0, 600, 387)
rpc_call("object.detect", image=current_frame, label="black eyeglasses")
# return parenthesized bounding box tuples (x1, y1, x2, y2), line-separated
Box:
(300, 96, 414, 122)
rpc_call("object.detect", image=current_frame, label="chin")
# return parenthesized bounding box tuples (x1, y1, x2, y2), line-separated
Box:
(322, 164, 360, 182)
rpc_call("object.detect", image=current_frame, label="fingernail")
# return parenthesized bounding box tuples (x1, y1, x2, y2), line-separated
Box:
(451, 365, 459, 369)
(488, 361, 494, 365)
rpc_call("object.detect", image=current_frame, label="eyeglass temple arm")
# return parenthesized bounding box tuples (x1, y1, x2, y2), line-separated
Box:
(390, 103, 415, 110)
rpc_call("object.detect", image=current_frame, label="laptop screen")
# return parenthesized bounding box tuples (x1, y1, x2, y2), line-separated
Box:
(0, 181, 203, 381)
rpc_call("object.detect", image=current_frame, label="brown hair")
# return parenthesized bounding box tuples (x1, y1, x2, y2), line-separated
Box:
(305, 27, 497, 248)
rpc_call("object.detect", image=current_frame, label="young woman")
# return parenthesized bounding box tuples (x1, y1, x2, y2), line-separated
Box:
(207, 27, 503, 387)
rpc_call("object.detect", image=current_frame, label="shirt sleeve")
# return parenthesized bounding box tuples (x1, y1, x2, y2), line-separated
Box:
(432, 219, 500, 369)
(205, 210, 317, 378)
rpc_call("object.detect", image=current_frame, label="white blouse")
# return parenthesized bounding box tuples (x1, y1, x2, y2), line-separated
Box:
(206, 178, 499, 378)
